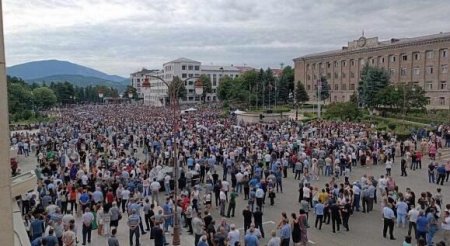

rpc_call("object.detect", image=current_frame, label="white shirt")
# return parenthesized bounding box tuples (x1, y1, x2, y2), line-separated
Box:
(219, 191, 226, 201)
(150, 181, 161, 191)
(121, 189, 131, 200)
(221, 180, 229, 191)
(441, 216, 450, 230)
(408, 209, 419, 222)
(303, 187, 311, 198)
(228, 229, 240, 246)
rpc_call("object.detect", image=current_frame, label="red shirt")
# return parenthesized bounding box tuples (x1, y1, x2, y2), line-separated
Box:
(106, 191, 114, 204)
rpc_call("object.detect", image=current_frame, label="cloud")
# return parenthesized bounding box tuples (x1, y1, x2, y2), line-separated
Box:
(4, 0, 450, 76)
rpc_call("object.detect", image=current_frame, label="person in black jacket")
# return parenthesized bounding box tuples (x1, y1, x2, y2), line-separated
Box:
(253, 207, 264, 238)
(242, 206, 253, 232)
(401, 158, 407, 176)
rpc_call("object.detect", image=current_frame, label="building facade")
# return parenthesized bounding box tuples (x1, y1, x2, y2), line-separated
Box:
(130, 58, 243, 106)
(293, 32, 450, 109)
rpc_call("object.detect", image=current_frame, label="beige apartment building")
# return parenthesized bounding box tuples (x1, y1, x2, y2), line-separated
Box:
(293, 32, 450, 109)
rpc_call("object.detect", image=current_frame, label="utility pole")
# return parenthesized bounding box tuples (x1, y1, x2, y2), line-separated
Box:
(317, 79, 322, 119)
(0, 0, 14, 244)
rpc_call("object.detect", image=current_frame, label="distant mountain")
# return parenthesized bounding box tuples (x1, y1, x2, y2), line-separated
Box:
(7, 59, 127, 83)
(27, 74, 127, 91)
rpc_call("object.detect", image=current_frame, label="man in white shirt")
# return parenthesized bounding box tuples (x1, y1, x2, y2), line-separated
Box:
(235, 172, 244, 193)
(81, 208, 94, 245)
(407, 206, 419, 239)
(150, 178, 161, 205)
(164, 175, 171, 195)
(227, 224, 240, 246)
(219, 190, 227, 216)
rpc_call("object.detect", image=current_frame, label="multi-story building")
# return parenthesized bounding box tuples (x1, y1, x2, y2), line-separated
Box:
(130, 58, 244, 106)
(130, 68, 159, 98)
(293, 32, 450, 109)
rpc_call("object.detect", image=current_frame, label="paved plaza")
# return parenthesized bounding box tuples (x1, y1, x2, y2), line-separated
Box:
(16, 140, 450, 246)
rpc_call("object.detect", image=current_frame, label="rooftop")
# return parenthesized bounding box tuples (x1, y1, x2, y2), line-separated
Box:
(165, 57, 201, 64)
(201, 65, 240, 72)
(294, 32, 450, 61)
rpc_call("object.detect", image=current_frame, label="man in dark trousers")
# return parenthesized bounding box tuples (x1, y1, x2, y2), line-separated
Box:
(242, 206, 253, 232)
(401, 158, 408, 176)
(330, 201, 341, 233)
(253, 207, 265, 238)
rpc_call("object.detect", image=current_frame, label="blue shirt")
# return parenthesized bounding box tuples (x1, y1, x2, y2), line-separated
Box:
(280, 224, 291, 239)
(315, 203, 325, 215)
(79, 193, 90, 204)
(244, 234, 259, 246)
(416, 216, 428, 232)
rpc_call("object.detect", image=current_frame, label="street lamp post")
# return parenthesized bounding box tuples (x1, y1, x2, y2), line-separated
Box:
(317, 79, 322, 119)
(144, 75, 198, 246)
(295, 102, 299, 121)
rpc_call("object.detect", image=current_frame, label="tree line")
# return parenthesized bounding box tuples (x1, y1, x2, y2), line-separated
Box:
(7, 76, 119, 122)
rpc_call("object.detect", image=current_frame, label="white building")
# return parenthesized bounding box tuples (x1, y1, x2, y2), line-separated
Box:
(130, 58, 246, 106)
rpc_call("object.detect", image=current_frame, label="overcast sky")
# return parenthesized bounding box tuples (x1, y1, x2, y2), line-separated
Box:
(4, 0, 450, 77)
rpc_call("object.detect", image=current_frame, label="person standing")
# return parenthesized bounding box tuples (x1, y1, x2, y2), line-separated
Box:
(279, 219, 291, 246)
(416, 211, 428, 241)
(291, 213, 301, 245)
(81, 208, 94, 245)
(401, 158, 408, 176)
(407, 206, 419, 239)
(107, 228, 119, 246)
(440, 210, 450, 245)
(150, 178, 161, 205)
(314, 201, 324, 230)
(227, 224, 240, 246)
(253, 207, 265, 238)
(243, 206, 253, 232)
(127, 209, 141, 246)
(267, 230, 281, 246)
(385, 158, 393, 176)
(382, 204, 396, 240)
(227, 188, 238, 217)
(192, 213, 204, 246)
(219, 189, 227, 217)
(330, 201, 341, 233)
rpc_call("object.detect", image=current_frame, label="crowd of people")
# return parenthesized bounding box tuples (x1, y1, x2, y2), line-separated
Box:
(9, 104, 450, 246)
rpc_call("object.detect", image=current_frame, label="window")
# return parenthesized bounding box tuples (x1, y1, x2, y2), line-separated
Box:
(334, 61, 338, 67)
(188, 97, 193, 101)
(350, 84, 355, 90)
(439, 97, 446, 105)
(426, 50, 434, 59)
(195, 65, 200, 70)
(188, 74, 193, 78)
(441, 65, 448, 74)
(360, 59, 365, 65)
(426, 81, 433, 90)
(182, 73, 187, 78)
(379, 57, 385, 63)
(440, 81, 447, 90)
(334, 72, 339, 79)
(413, 67, 420, 75)
(307, 64, 310, 70)
(312, 64, 316, 70)
(342, 84, 347, 90)
(401, 68, 407, 76)
(313, 74, 317, 80)
(188, 81, 194, 86)
(194, 73, 199, 77)
(334, 96, 337, 102)
(414, 53, 420, 60)
(342, 73, 346, 79)
(442, 49, 448, 58)
(389, 55, 396, 62)
(427, 66, 434, 74)
(188, 89, 194, 93)
(402, 55, 408, 61)
(182, 65, 186, 70)
(327, 63, 331, 68)
(307, 75, 311, 81)
(334, 84, 339, 90)
(350, 72, 355, 78)
(390, 69, 395, 75)
(327, 73, 331, 79)
(307, 85, 311, 90)
(213, 81, 217, 87)
(188, 65, 193, 70)
(351, 60, 355, 66)
(371, 58, 375, 65)
(342, 95, 345, 101)
(342, 61, 347, 67)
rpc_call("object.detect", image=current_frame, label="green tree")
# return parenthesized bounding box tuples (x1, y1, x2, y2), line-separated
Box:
(8, 82, 33, 115)
(32, 87, 57, 109)
(277, 66, 295, 104)
(198, 74, 212, 102)
(325, 102, 362, 121)
(318, 76, 330, 101)
(295, 81, 309, 105)
(167, 76, 186, 101)
(358, 65, 390, 108)
(123, 85, 138, 99)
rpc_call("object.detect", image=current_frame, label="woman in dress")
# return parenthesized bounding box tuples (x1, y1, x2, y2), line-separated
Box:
(298, 209, 309, 246)
(291, 213, 301, 245)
